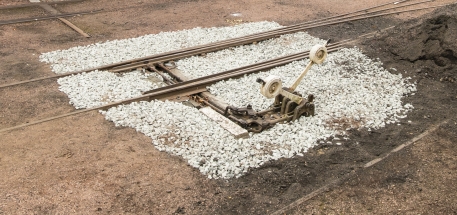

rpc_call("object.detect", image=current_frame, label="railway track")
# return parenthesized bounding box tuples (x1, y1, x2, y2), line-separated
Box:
(0, 0, 448, 89)
(0, 43, 344, 133)
(0, 0, 96, 37)
(0, 0, 452, 133)
(0, 0, 84, 10)
(0, 9, 102, 26)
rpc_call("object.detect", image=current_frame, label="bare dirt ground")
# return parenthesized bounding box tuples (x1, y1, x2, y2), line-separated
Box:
(0, 0, 456, 214)
(292, 122, 457, 214)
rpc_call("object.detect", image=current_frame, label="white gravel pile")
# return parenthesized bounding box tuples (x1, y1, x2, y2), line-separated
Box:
(57, 70, 161, 109)
(39, 21, 281, 74)
(102, 100, 334, 179)
(41, 22, 416, 179)
(101, 48, 415, 180)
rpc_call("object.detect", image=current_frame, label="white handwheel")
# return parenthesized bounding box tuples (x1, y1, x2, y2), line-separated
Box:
(260, 75, 282, 99)
(309, 44, 328, 64)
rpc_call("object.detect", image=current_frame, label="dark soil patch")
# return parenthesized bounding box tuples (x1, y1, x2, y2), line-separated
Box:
(291, 121, 457, 214)
(207, 4, 457, 215)
(0, 55, 50, 84)
(306, 16, 401, 43)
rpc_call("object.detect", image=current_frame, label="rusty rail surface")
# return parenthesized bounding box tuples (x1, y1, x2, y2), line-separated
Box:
(38, 3, 91, 38)
(0, 9, 102, 26)
(0, 0, 84, 10)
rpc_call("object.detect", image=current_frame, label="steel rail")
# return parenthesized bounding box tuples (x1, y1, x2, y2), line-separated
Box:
(0, 0, 84, 10)
(0, 0, 440, 90)
(94, 0, 438, 73)
(294, 0, 411, 25)
(288, 0, 435, 28)
(105, 0, 435, 72)
(0, 44, 344, 133)
(0, 9, 103, 26)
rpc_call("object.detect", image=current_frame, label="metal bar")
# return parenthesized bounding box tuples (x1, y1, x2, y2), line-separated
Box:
(294, 0, 411, 26)
(0, 0, 84, 10)
(160, 65, 230, 110)
(38, 3, 91, 38)
(298, 0, 435, 28)
(57, 17, 90, 37)
(198, 98, 247, 126)
(0, 9, 102, 26)
(154, 87, 207, 101)
(200, 92, 230, 111)
(147, 66, 175, 85)
(110, 64, 145, 73)
(290, 61, 315, 91)
(157, 64, 186, 82)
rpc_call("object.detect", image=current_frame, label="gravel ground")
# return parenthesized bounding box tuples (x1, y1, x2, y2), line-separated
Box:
(57, 70, 160, 109)
(40, 22, 416, 179)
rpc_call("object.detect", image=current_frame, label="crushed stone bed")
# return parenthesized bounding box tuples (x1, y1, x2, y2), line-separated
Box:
(40, 22, 416, 179)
